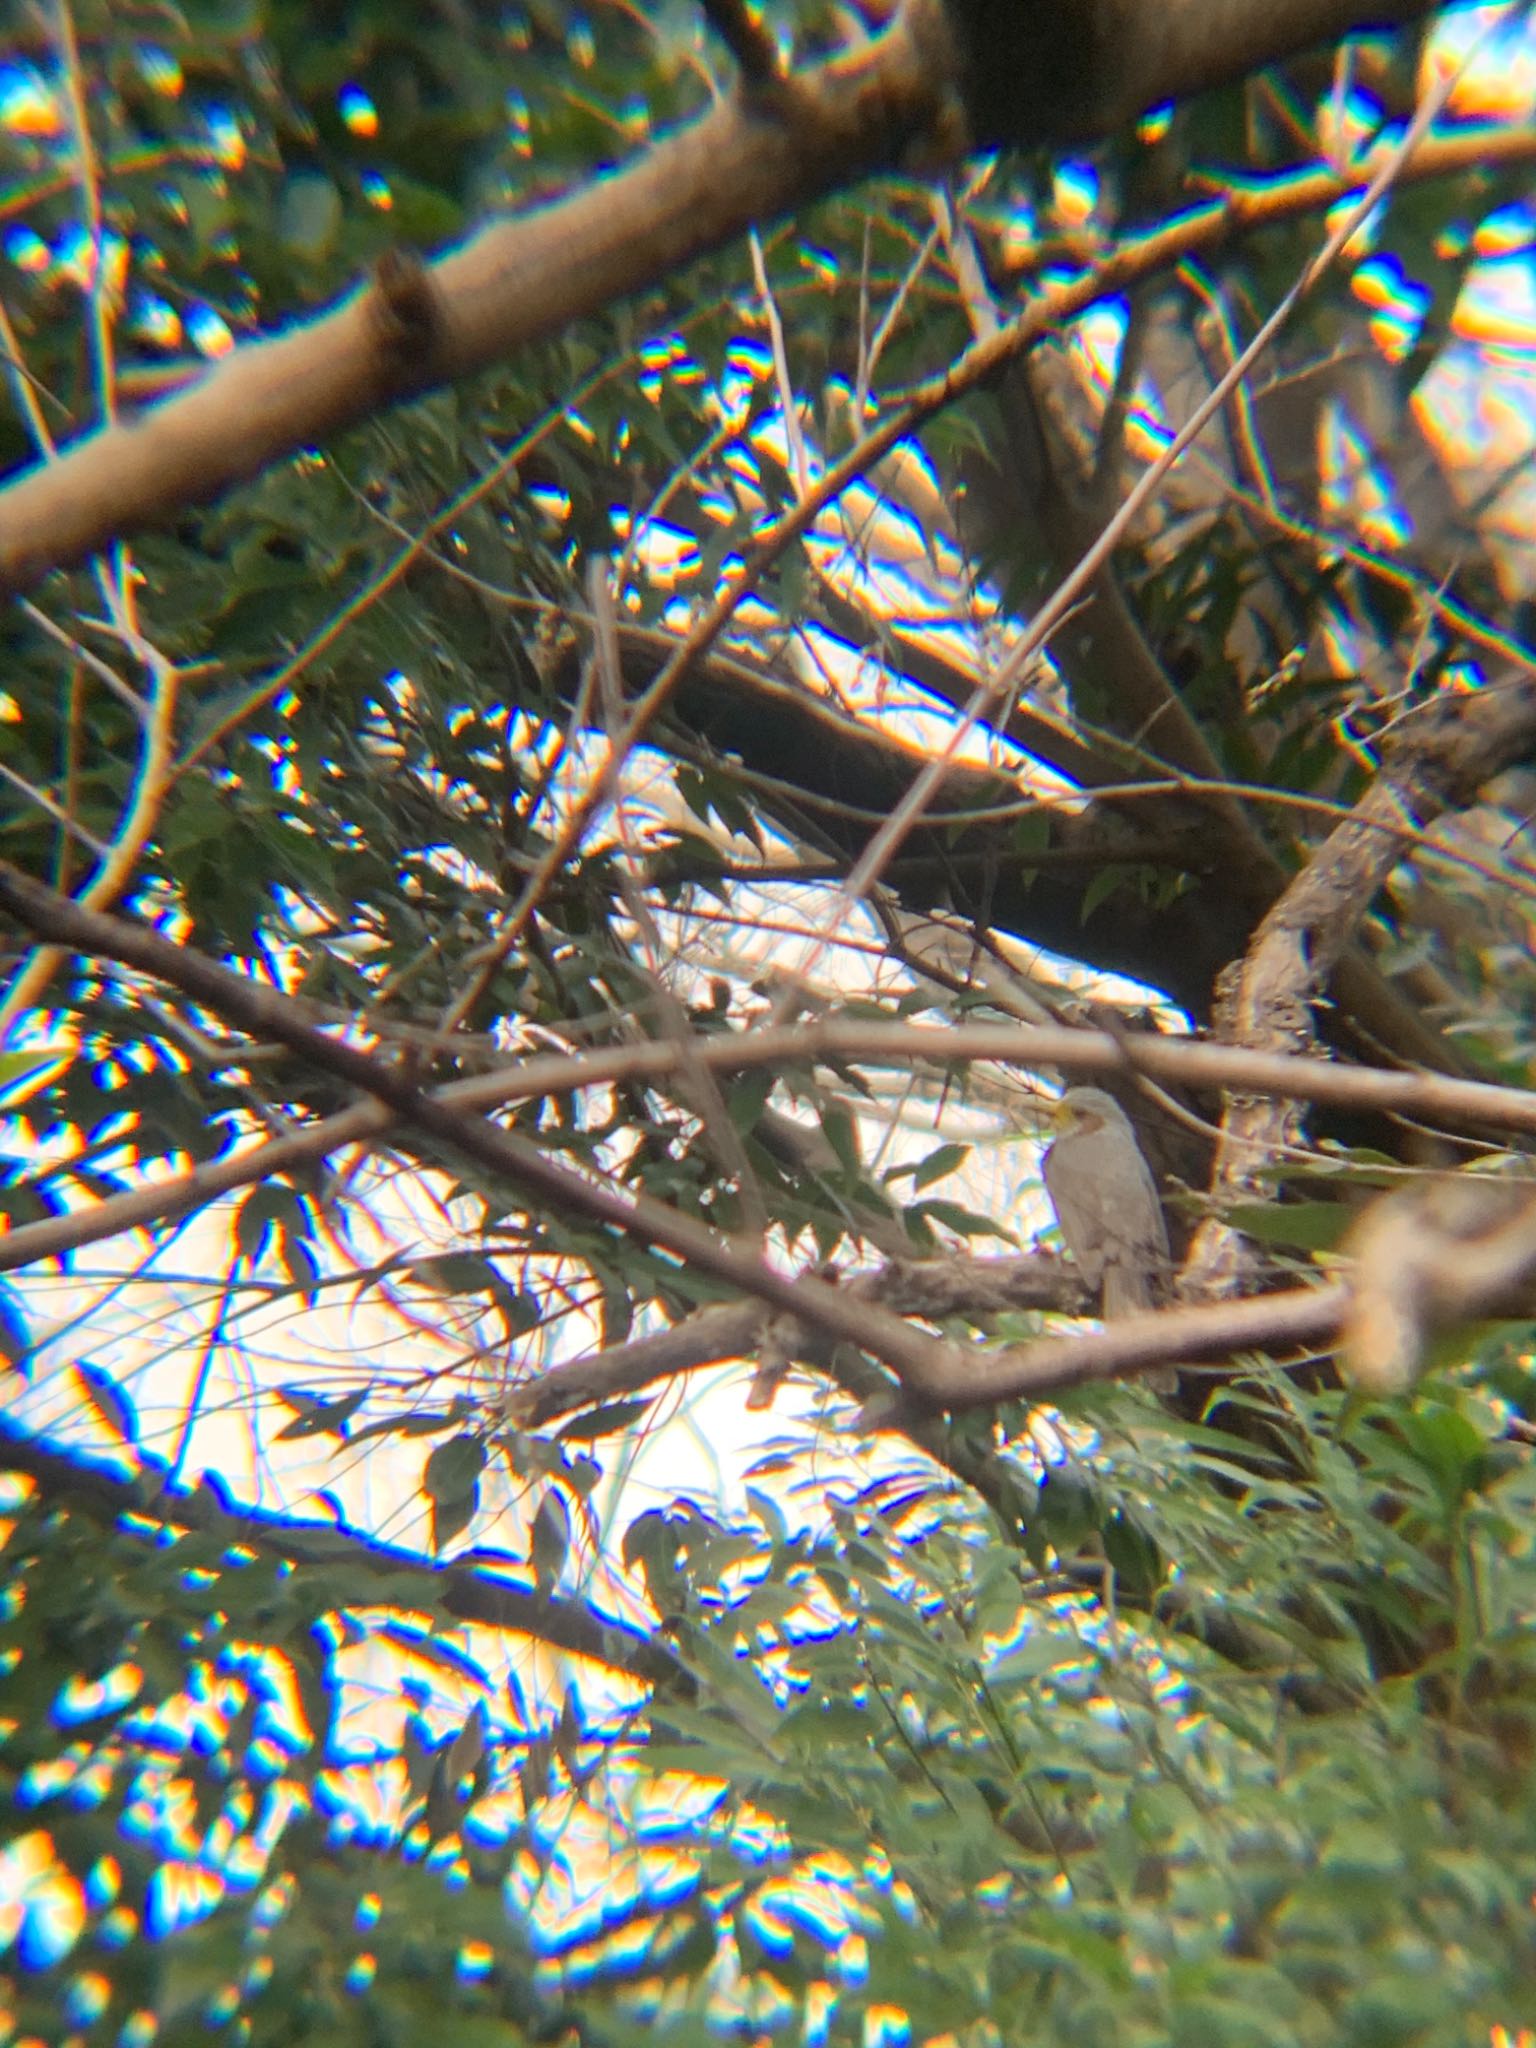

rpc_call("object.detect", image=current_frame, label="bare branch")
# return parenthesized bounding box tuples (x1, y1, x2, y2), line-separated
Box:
(954, 0, 1437, 148)
(10, 843, 1536, 1398)
(940, 1184, 1536, 1412)
(946, 1282, 1350, 1407)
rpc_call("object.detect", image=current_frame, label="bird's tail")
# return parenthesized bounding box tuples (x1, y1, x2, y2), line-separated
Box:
(1101, 1260, 1176, 1393)
(1101, 1262, 1153, 1320)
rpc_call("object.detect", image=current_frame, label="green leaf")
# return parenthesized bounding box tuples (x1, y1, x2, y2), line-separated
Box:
(274, 1385, 369, 1440)
(556, 1396, 653, 1441)
(76, 1362, 138, 1443)
(1080, 862, 1131, 925)
(902, 1141, 972, 1193)
(908, 1197, 1002, 1239)
(233, 1182, 307, 1264)
(278, 172, 342, 257)
(423, 1433, 487, 1506)
(987, 1632, 1084, 1688)
(1226, 1199, 1350, 1251)
(0, 1292, 30, 1373)
(407, 1253, 502, 1295)
(430, 1484, 479, 1554)
(529, 1490, 570, 1590)
(818, 1099, 862, 1175)
(0, 1047, 67, 1104)
(351, 1406, 463, 1443)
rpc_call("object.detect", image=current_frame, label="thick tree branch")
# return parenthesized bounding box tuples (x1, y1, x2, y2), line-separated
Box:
(634, 560, 1257, 1010)
(961, 1282, 1347, 1403)
(0, 2, 958, 594)
(956, 1190, 1536, 1407)
(941, 170, 1477, 1080)
(507, 1254, 1081, 1429)
(1343, 1177, 1536, 1395)
(0, 5, 1471, 593)
(624, 610, 1472, 1045)
(700, 0, 783, 83)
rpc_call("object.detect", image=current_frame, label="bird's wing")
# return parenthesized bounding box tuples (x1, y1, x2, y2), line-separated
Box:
(1044, 1124, 1170, 1279)
(1042, 1139, 1107, 1283)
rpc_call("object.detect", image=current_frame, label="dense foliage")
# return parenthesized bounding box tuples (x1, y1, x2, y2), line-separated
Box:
(9, 1372, 1536, 2046)
(5, 0, 1536, 2043)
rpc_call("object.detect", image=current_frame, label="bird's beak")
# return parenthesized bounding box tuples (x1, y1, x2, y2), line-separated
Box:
(1036, 1089, 1073, 1138)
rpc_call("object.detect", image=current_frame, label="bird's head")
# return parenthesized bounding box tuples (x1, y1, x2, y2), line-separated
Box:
(1049, 1087, 1128, 1138)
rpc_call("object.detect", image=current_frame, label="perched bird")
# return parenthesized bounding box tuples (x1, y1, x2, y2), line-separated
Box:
(1042, 1087, 1175, 1391)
